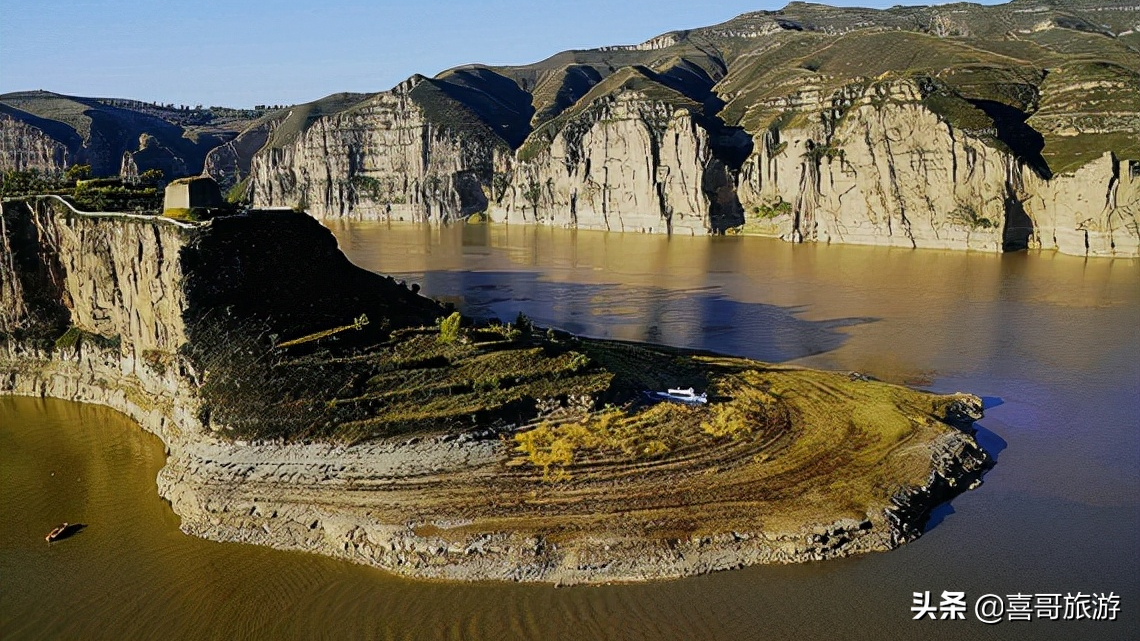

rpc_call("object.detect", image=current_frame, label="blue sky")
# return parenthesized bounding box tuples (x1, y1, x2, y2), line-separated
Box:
(0, 0, 1005, 108)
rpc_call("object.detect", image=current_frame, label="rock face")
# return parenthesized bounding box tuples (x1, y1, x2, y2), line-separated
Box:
(235, 0, 1138, 256)
(3, 3, 1137, 256)
(0, 198, 190, 349)
(248, 77, 507, 222)
(736, 78, 1140, 256)
(1022, 154, 1140, 256)
(0, 113, 73, 172)
(0, 91, 258, 179)
(738, 79, 1016, 251)
(490, 94, 741, 234)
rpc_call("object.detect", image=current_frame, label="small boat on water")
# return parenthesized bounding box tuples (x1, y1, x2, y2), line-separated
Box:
(45, 523, 68, 542)
(647, 387, 708, 405)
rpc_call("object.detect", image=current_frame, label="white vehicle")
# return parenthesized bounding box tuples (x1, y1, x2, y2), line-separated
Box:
(649, 387, 708, 404)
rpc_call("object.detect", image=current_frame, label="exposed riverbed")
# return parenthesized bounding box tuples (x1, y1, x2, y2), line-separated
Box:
(2, 222, 1136, 639)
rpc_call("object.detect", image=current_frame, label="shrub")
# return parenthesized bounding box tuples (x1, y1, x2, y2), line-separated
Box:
(515, 312, 534, 337)
(753, 198, 793, 219)
(949, 204, 996, 229)
(701, 404, 753, 439)
(437, 311, 462, 344)
(65, 164, 92, 184)
(54, 327, 82, 350)
(139, 168, 165, 186)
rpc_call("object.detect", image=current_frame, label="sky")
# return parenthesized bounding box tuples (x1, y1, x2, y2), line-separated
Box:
(0, 0, 1007, 108)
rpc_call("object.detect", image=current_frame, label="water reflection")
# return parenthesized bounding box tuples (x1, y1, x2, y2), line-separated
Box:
(2, 222, 1136, 641)
(413, 269, 873, 363)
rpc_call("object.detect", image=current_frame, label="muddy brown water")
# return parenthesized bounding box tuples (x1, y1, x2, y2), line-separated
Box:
(2, 222, 1137, 640)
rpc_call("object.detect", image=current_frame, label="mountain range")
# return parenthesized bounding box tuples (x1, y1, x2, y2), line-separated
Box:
(2, 0, 1137, 256)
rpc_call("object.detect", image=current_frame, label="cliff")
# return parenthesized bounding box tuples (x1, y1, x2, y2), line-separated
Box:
(233, 0, 1139, 256)
(247, 78, 509, 221)
(4, 3, 1136, 256)
(1, 199, 992, 583)
(735, 77, 1140, 256)
(0, 92, 272, 180)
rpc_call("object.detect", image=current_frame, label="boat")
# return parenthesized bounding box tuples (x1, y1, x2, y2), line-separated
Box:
(45, 522, 68, 542)
(647, 387, 708, 405)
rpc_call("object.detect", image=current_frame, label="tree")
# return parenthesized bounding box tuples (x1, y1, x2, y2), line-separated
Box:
(437, 312, 462, 344)
(65, 164, 92, 184)
(139, 168, 165, 186)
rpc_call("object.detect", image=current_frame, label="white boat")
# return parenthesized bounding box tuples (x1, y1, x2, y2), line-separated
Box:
(649, 387, 708, 404)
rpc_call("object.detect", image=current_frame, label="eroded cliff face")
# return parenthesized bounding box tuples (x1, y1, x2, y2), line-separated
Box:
(249, 77, 503, 222)
(0, 198, 190, 351)
(0, 114, 72, 173)
(489, 94, 741, 235)
(247, 74, 1137, 256)
(1022, 154, 1140, 257)
(738, 79, 1018, 251)
(735, 78, 1139, 256)
(1, 198, 443, 437)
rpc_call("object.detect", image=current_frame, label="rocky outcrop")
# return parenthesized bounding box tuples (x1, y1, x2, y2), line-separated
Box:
(243, 74, 1137, 255)
(238, 1, 1137, 257)
(1023, 153, 1140, 256)
(0, 197, 191, 347)
(737, 79, 1019, 251)
(735, 78, 1139, 256)
(489, 93, 741, 234)
(0, 113, 72, 172)
(248, 77, 506, 222)
(203, 120, 274, 192)
(0, 91, 246, 179)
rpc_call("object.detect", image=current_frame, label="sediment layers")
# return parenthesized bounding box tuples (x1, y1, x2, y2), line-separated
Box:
(1, 198, 992, 583)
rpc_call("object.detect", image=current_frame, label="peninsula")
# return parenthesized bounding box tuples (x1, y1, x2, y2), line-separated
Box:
(0, 196, 991, 583)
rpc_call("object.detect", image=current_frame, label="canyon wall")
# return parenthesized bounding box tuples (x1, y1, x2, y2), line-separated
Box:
(248, 77, 504, 222)
(736, 79, 1140, 257)
(488, 95, 740, 235)
(245, 76, 1137, 256)
(0, 114, 72, 173)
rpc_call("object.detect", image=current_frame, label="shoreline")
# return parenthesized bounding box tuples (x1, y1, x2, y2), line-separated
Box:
(1, 340, 990, 585)
(0, 200, 992, 585)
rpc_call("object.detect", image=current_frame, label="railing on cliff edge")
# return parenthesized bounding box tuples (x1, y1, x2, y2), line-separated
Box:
(14, 194, 200, 230)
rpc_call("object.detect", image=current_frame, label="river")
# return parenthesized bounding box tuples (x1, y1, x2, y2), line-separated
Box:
(2, 222, 1137, 640)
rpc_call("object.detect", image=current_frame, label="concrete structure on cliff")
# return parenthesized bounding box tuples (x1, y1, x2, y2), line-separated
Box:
(164, 176, 223, 212)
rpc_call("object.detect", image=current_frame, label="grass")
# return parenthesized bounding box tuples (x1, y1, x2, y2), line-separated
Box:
(494, 346, 976, 544)
(53, 326, 120, 352)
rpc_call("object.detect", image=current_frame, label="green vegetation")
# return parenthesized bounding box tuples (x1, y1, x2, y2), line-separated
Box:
(752, 198, 793, 219)
(162, 207, 201, 221)
(53, 326, 120, 352)
(225, 177, 249, 204)
(350, 175, 384, 200)
(1, 169, 162, 212)
(64, 164, 91, 183)
(949, 204, 996, 230)
(277, 314, 370, 348)
(1, 168, 67, 198)
(514, 404, 684, 480)
(437, 312, 462, 344)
